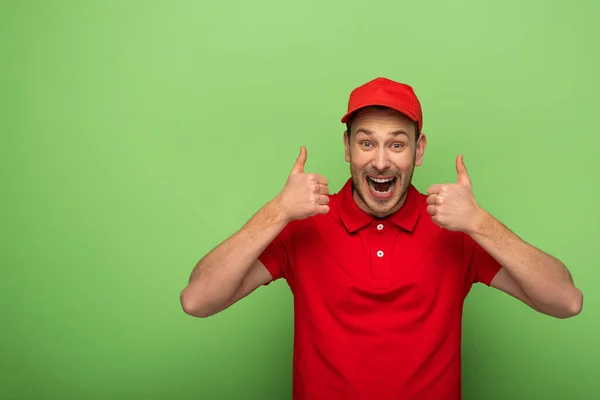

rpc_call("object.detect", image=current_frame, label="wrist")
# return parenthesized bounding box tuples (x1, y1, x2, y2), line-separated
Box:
(267, 195, 291, 226)
(468, 206, 489, 237)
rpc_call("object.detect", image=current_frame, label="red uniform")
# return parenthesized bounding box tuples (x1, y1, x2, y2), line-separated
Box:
(259, 178, 501, 399)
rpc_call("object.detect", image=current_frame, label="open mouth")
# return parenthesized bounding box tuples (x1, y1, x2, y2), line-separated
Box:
(367, 176, 397, 196)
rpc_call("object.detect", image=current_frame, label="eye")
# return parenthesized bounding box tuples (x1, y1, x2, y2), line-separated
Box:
(361, 141, 372, 148)
(392, 142, 405, 149)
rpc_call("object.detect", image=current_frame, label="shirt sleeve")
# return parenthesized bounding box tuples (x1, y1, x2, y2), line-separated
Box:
(470, 243, 502, 285)
(257, 224, 292, 285)
(465, 234, 502, 286)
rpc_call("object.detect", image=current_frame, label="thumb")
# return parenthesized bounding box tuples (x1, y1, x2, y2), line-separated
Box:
(290, 146, 307, 175)
(456, 154, 471, 186)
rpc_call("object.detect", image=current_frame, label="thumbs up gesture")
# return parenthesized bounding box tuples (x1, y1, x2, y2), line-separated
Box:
(277, 146, 330, 222)
(426, 155, 481, 233)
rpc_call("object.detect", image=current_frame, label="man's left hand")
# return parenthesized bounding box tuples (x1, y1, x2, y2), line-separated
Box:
(426, 155, 482, 233)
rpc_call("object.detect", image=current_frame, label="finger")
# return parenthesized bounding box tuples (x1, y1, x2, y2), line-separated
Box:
(313, 174, 328, 186)
(290, 146, 307, 175)
(426, 195, 438, 205)
(427, 184, 445, 195)
(317, 194, 330, 205)
(456, 154, 471, 186)
(318, 184, 330, 195)
(427, 205, 436, 215)
(316, 204, 330, 214)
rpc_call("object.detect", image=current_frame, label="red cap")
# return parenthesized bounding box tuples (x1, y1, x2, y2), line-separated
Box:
(341, 77, 423, 132)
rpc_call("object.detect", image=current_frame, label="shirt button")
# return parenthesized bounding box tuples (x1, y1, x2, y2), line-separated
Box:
(377, 250, 384, 257)
(377, 224, 384, 231)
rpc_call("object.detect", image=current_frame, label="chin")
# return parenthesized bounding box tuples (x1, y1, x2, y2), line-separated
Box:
(364, 198, 402, 218)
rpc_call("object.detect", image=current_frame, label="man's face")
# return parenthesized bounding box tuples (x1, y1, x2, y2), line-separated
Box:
(344, 107, 427, 218)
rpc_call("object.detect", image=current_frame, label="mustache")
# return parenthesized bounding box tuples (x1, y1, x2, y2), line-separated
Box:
(363, 170, 400, 177)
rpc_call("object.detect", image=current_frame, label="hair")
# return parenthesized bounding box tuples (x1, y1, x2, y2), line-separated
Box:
(345, 106, 420, 142)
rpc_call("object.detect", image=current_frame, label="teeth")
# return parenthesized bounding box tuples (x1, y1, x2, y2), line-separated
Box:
(367, 177, 396, 194)
(369, 177, 394, 183)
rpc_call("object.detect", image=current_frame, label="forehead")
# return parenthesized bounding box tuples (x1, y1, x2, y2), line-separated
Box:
(350, 107, 415, 134)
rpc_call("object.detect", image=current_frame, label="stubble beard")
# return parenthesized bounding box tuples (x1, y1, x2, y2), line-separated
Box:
(350, 164, 415, 219)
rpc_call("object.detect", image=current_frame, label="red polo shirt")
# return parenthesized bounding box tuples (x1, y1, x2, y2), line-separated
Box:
(258, 178, 501, 400)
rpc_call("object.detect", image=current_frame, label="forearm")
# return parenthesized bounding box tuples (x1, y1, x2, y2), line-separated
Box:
(468, 208, 582, 316)
(181, 196, 288, 315)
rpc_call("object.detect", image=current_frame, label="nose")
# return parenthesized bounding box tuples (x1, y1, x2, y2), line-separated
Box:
(372, 148, 392, 172)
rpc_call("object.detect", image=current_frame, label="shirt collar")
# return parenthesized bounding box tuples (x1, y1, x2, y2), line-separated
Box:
(337, 178, 424, 233)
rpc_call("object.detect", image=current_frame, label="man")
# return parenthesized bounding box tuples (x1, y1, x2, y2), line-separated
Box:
(180, 77, 583, 399)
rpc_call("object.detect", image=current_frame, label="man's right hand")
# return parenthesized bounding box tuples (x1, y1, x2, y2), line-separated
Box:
(182, 146, 329, 318)
(277, 146, 330, 222)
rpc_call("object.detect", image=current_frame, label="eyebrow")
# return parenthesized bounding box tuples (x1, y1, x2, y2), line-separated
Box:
(355, 128, 409, 137)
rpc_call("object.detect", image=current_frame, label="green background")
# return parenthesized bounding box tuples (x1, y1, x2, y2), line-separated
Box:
(2, 0, 598, 399)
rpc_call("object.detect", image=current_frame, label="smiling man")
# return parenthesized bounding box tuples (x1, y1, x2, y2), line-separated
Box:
(181, 77, 583, 400)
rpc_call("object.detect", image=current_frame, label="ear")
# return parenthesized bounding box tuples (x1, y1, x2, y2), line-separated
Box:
(414, 133, 427, 166)
(344, 131, 351, 162)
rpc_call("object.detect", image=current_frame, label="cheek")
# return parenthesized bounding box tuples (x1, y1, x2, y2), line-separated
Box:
(391, 153, 414, 172)
(348, 153, 370, 172)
